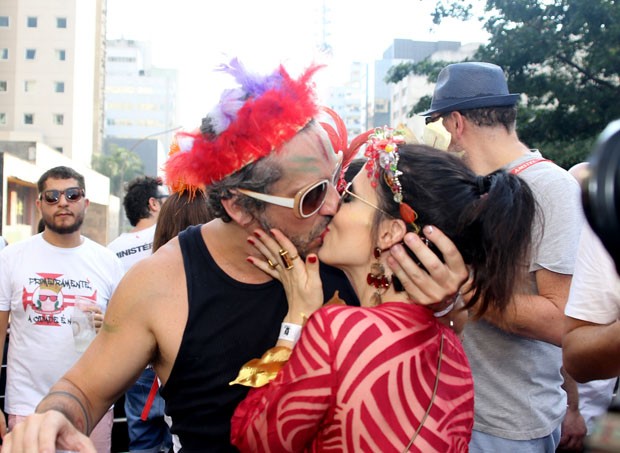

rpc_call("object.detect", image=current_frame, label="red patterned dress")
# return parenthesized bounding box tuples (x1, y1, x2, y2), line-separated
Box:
(231, 302, 474, 452)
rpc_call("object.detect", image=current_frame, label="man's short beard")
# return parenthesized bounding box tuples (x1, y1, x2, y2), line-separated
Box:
(44, 215, 84, 235)
(257, 215, 330, 259)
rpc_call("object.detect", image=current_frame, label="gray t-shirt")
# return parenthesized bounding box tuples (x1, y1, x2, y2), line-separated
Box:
(463, 150, 583, 440)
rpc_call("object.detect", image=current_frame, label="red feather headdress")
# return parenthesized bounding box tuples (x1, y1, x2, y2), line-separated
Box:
(165, 60, 323, 190)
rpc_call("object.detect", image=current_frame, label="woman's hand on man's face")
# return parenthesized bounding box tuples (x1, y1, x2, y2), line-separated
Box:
(247, 228, 323, 325)
(386, 225, 468, 306)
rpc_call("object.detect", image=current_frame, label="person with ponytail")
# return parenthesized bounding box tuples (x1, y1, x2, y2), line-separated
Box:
(230, 126, 536, 452)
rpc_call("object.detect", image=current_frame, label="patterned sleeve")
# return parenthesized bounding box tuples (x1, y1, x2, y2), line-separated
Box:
(231, 308, 335, 452)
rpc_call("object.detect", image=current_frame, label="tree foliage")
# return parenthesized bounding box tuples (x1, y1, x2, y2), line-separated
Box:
(92, 144, 144, 197)
(388, 0, 620, 168)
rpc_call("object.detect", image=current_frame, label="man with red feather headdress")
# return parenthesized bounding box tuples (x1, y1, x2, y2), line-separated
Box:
(1, 60, 468, 451)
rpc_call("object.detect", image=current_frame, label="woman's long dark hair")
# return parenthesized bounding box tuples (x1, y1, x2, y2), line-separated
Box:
(153, 189, 212, 252)
(374, 144, 537, 316)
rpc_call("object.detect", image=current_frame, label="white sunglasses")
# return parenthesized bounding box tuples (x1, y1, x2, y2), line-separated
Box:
(238, 152, 343, 219)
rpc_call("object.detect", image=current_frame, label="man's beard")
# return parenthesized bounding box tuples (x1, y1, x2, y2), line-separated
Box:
(257, 215, 330, 259)
(43, 213, 84, 235)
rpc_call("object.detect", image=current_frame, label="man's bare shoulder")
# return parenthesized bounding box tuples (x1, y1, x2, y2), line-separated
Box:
(119, 234, 183, 278)
(109, 236, 186, 312)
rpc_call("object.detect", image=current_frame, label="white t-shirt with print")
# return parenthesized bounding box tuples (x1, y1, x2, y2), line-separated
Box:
(0, 233, 124, 415)
(107, 224, 156, 273)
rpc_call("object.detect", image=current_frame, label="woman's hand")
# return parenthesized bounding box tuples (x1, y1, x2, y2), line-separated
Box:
(386, 225, 469, 306)
(248, 229, 323, 325)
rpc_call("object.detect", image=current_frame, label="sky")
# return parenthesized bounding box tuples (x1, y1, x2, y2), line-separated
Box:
(106, 0, 490, 129)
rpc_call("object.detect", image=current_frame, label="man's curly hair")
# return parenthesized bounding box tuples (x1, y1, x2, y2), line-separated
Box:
(124, 176, 164, 226)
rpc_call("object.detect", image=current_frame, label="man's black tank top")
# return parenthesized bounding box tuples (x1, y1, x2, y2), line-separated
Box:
(160, 225, 358, 452)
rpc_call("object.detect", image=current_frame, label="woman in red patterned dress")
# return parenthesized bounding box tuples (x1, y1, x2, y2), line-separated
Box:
(231, 128, 536, 452)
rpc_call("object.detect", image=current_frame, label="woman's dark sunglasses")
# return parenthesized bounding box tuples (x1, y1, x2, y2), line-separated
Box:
(40, 187, 85, 204)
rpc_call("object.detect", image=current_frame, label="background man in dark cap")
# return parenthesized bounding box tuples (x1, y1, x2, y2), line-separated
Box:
(421, 61, 585, 452)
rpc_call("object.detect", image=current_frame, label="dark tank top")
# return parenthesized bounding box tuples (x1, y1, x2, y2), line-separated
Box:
(160, 225, 358, 452)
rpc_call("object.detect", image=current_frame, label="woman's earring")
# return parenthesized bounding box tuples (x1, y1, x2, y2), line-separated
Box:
(367, 247, 391, 306)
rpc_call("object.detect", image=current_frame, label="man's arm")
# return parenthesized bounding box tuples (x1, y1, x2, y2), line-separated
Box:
(35, 260, 166, 431)
(558, 367, 587, 451)
(477, 268, 571, 346)
(563, 317, 620, 382)
(562, 224, 620, 382)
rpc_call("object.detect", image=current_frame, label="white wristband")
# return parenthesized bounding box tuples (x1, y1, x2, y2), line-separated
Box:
(279, 322, 302, 345)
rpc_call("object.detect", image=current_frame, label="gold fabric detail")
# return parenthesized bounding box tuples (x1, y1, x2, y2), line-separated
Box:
(229, 291, 346, 388)
(229, 346, 292, 388)
(325, 290, 346, 306)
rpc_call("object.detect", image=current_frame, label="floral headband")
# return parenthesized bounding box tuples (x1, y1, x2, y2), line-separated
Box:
(165, 59, 322, 189)
(363, 126, 421, 234)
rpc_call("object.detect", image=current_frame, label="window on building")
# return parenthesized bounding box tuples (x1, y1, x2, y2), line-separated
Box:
(0, 16, 9, 27)
(55, 147, 63, 153)
(56, 17, 67, 28)
(54, 81, 65, 93)
(0, 113, 6, 125)
(24, 80, 36, 92)
(24, 113, 34, 125)
(1, 48, 8, 60)
(55, 49, 66, 61)
(53, 113, 64, 125)
(27, 16, 37, 28)
(0, 81, 7, 92)
(25, 49, 36, 60)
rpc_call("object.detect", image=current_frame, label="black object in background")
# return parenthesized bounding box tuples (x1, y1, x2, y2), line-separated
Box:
(582, 119, 620, 274)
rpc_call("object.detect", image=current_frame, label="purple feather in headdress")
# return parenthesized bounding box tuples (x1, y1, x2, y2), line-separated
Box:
(207, 58, 285, 135)
(218, 58, 284, 96)
(209, 87, 245, 134)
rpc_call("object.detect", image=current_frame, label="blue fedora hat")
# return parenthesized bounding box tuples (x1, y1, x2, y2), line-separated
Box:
(419, 62, 520, 116)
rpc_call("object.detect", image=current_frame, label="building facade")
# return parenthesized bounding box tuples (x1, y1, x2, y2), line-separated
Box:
(389, 42, 480, 138)
(327, 61, 368, 140)
(371, 39, 463, 130)
(0, 0, 115, 245)
(103, 38, 178, 177)
(0, 0, 105, 166)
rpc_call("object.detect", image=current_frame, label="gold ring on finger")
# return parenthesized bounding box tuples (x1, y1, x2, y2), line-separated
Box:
(279, 249, 294, 270)
(267, 259, 280, 269)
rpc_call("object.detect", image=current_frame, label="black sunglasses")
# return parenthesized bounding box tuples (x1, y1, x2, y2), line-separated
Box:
(425, 112, 456, 126)
(40, 187, 84, 204)
(425, 115, 442, 126)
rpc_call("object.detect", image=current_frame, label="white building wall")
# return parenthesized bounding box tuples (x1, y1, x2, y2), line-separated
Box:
(0, 0, 101, 166)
